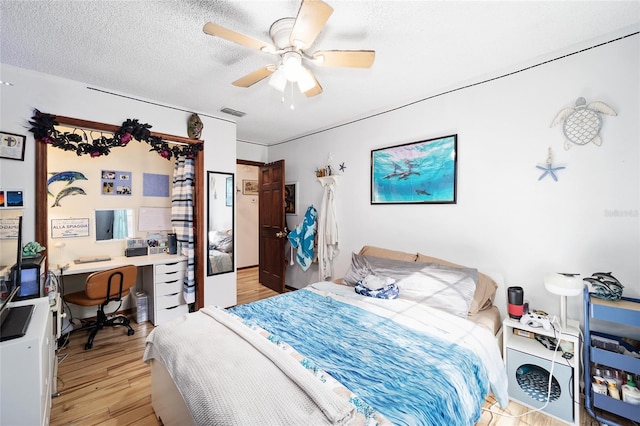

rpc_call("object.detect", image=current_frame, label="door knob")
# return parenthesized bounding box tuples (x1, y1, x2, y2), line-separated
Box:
(276, 231, 287, 238)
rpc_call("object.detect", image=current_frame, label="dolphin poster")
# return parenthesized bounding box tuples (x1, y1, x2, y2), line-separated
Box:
(371, 135, 457, 204)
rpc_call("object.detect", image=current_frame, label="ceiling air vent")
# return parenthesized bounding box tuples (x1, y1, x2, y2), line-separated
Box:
(220, 107, 246, 118)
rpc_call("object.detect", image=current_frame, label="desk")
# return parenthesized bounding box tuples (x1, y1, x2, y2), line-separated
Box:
(62, 254, 188, 326)
(64, 254, 187, 275)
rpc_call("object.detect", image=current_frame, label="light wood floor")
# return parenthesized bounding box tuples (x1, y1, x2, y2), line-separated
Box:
(51, 267, 604, 426)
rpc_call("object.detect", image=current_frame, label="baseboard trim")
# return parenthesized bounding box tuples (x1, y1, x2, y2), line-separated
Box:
(237, 265, 258, 271)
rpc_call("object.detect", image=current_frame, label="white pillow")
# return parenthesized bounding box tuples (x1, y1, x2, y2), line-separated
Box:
(394, 263, 477, 318)
(343, 253, 477, 318)
(209, 230, 233, 253)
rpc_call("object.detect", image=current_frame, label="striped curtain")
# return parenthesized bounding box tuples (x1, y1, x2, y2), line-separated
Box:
(171, 156, 195, 304)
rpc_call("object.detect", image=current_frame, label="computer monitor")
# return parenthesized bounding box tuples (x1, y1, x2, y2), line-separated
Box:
(15, 255, 45, 301)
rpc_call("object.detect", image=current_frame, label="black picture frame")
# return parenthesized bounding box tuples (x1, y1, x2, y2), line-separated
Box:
(285, 182, 298, 215)
(371, 134, 457, 204)
(0, 132, 26, 161)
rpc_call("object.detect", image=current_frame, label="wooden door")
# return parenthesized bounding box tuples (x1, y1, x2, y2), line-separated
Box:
(258, 160, 286, 293)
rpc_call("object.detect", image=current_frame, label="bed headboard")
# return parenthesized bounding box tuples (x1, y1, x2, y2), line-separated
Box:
(483, 270, 506, 321)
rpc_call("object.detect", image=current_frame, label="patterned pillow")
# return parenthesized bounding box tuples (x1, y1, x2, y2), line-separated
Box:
(355, 278, 399, 299)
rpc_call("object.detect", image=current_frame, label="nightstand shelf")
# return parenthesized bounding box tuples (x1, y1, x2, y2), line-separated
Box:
(503, 317, 580, 425)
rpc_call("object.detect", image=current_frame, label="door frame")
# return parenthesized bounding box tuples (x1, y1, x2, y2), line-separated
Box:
(237, 159, 264, 270)
(237, 159, 287, 292)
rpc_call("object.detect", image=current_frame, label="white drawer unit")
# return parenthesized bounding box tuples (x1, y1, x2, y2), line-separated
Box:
(1, 297, 54, 426)
(143, 260, 189, 326)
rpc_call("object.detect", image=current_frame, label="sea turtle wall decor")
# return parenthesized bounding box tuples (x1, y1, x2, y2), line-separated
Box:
(551, 97, 616, 150)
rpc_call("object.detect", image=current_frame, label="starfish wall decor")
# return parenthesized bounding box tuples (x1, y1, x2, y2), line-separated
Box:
(537, 147, 565, 181)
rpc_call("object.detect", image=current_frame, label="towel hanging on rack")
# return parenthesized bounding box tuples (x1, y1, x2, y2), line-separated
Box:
(318, 179, 339, 280)
(287, 206, 317, 271)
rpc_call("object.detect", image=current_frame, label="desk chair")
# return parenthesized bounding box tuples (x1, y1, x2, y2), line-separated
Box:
(64, 265, 137, 350)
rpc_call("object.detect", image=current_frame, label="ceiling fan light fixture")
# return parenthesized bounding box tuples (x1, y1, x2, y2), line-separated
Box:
(204, 0, 374, 100)
(268, 67, 288, 92)
(297, 67, 316, 93)
(282, 51, 303, 81)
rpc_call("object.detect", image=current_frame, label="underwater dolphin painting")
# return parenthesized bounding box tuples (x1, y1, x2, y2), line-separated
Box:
(372, 135, 457, 204)
(47, 171, 88, 195)
(51, 186, 86, 207)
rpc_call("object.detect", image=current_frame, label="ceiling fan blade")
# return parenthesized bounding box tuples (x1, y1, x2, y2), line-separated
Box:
(312, 50, 375, 68)
(203, 22, 276, 53)
(304, 82, 323, 97)
(232, 66, 276, 88)
(301, 70, 323, 97)
(290, 0, 334, 50)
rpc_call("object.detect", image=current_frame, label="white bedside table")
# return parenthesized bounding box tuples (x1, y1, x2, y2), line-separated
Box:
(502, 317, 581, 425)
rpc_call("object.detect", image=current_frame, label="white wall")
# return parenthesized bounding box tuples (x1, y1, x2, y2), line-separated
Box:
(269, 34, 640, 328)
(235, 164, 259, 268)
(237, 141, 268, 163)
(0, 64, 238, 308)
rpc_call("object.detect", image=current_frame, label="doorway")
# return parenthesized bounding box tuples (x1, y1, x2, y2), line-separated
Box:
(235, 162, 260, 269)
(236, 159, 287, 295)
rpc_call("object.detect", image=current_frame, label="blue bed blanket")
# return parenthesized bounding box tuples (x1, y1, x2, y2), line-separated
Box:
(229, 284, 508, 426)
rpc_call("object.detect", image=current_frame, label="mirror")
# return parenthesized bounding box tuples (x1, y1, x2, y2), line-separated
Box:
(95, 209, 136, 241)
(207, 171, 234, 275)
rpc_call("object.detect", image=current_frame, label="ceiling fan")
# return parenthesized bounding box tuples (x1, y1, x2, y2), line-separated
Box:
(203, 0, 375, 98)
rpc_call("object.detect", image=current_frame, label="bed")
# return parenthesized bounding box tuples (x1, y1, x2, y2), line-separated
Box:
(209, 248, 233, 273)
(144, 245, 509, 425)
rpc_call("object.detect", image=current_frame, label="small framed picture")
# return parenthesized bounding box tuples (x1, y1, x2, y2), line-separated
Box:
(242, 179, 259, 195)
(0, 132, 26, 161)
(101, 169, 132, 196)
(0, 189, 25, 209)
(285, 182, 298, 215)
(51, 218, 90, 238)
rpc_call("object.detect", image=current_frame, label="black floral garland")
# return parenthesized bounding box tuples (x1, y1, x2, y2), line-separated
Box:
(28, 109, 203, 160)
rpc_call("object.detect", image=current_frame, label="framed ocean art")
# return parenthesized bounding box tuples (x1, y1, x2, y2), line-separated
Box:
(371, 135, 457, 204)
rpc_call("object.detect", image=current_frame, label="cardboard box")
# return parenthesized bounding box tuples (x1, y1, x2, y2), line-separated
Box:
(513, 328, 536, 339)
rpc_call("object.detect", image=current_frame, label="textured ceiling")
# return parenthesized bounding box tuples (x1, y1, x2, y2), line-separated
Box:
(1, 1, 638, 146)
